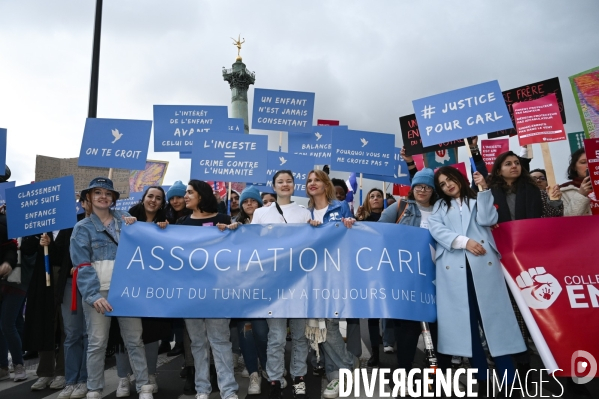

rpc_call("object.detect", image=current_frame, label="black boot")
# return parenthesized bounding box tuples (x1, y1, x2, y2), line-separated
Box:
(367, 347, 380, 367)
(269, 380, 283, 399)
(158, 340, 172, 354)
(210, 364, 220, 391)
(167, 342, 184, 357)
(183, 366, 196, 395)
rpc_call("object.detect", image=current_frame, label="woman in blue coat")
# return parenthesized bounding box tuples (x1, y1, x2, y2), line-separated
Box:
(429, 166, 525, 396)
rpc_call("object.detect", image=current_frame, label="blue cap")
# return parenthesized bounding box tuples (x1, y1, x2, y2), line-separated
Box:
(411, 168, 435, 190)
(239, 186, 263, 206)
(81, 177, 120, 201)
(166, 181, 186, 201)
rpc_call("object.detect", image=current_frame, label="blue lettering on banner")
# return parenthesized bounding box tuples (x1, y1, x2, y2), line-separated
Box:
(252, 88, 315, 133)
(363, 148, 411, 185)
(331, 129, 395, 176)
(190, 132, 268, 183)
(153, 105, 229, 152)
(413, 80, 513, 147)
(0, 128, 6, 172)
(6, 176, 77, 238)
(0, 181, 16, 206)
(107, 222, 437, 320)
(78, 118, 153, 170)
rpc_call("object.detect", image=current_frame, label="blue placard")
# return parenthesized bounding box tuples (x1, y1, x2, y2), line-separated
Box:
(106, 222, 436, 319)
(363, 148, 412, 185)
(330, 130, 395, 176)
(255, 151, 316, 197)
(423, 148, 457, 169)
(190, 132, 268, 183)
(179, 152, 192, 159)
(6, 176, 77, 238)
(0, 181, 16, 206)
(287, 126, 348, 162)
(78, 118, 152, 170)
(227, 118, 245, 133)
(413, 80, 513, 147)
(114, 191, 144, 211)
(153, 105, 229, 152)
(252, 88, 315, 133)
(0, 128, 6, 172)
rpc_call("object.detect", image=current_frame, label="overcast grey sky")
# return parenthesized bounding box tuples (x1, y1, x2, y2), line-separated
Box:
(1, 0, 598, 188)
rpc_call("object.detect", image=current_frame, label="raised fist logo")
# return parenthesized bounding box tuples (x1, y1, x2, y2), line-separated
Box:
(516, 267, 562, 309)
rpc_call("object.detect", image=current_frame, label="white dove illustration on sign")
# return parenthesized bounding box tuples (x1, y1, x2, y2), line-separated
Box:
(394, 164, 408, 179)
(279, 156, 287, 166)
(111, 129, 123, 143)
(360, 138, 368, 147)
(314, 132, 322, 141)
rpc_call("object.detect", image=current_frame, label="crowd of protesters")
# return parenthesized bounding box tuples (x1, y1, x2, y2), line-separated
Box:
(0, 143, 594, 399)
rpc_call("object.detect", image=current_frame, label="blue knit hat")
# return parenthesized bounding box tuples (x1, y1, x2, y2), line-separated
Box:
(166, 180, 186, 201)
(411, 168, 435, 190)
(239, 186, 263, 206)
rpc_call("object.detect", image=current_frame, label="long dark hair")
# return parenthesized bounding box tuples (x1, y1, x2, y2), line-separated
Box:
(434, 166, 477, 209)
(165, 197, 192, 224)
(487, 151, 536, 192)
(567, 148, 586, 180)
(356, 188, 383, 221)
(128, 186, 167, 223)
(188, 180, 218, 213)
(236, 198, 262, 224)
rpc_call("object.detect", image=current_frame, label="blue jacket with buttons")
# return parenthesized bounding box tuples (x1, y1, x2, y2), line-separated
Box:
(310, 200, 352, 223)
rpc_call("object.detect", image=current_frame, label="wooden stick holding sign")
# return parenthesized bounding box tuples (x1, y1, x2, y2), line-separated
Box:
(108, 168, 113, 180)
(279, 132, 283, 153)
(359, 173, 363, 206)
(227, 182, 232, 215)
(463, 138, 483, 191)
(540, 143, 559, 200)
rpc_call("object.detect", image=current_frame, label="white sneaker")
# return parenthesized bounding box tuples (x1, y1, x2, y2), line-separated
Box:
(148, 374, 158, 393)
(323, 379, 340, 399)
(139, 384, 154, 399)
(51, 375, 67, 389)
(116, 375, 131, 397)
(86, 392, 101, 399)
(196, 394, 209, 399)
(248, 372, 261, 395)
(241, 367, 249, 378)
(72, 383, 89, 399)
(384, 345, 394, 353)
(31, 376, 53, 390)
(13, 364, 27, 382)
(58, 384, 75, 399)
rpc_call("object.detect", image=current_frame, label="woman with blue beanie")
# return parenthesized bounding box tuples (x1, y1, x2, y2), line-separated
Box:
(236, 186, 263, 224)
(165, 181, 191, 224)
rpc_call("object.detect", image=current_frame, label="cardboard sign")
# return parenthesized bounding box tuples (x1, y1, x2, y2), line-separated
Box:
(252, 88, 315, 133)
(0, 181, 16, 206)
(257, 151, 315, 196)
(129, 160, 169, 193)
(153, 105, 229, 152)
(35, 155, 130, 198)
(488, 77, 566, 138)
(227, 118, 245, 134)
(481, 139, 510, 172)
(6, 176, 77, 238)
(569, 66, 599, 139)
(568, 131, 586, 153)
(0, 128, 6, 172)
(330, 130, 395, 176)
(190, 132, 268, 183)
(317, 119, 339, 126)
(514, 93, 566, 145)
(584, 138, 599, 200)
(288, 126, 343, 162)
(78, 118, 152, 170)
(363, 148, 412, 185)
(399, 114, 464, 156)
(423, 148, 457, 169)
(114, 191, 144, 212)
(414, 80, 513, 147)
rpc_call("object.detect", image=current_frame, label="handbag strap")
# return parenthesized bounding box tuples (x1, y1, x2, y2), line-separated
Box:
(395, 200, 409, 224)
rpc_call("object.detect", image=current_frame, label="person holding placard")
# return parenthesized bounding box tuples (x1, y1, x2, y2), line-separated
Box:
(429, 167, 525, 397)
(70, 177, 154, 399)
(305, 169, 360, 399)
(175, 180, 239, 399)
(251, 170, 311, 399)
(559, 148, 592, 216)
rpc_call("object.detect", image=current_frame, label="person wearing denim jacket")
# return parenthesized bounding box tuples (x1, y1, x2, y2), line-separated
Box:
(305, 170, 358, 399)
(70, 177, 153, 399)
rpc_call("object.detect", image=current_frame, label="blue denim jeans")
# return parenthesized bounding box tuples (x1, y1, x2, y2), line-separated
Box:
(185, 318, 238, 399)
(322, 319, 357, 381)
(0, 290, 26, 367)
(237, 319, 268, 375)
(83, 290, 149, 393)
(116, 340, 159, 377)
(266, 319, 309, 381)
(61, 278, 88, 385)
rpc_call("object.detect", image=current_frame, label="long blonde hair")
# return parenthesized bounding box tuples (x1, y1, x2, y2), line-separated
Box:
(306, 170, 336, 209)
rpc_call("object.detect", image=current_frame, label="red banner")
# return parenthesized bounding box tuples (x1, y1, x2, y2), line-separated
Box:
(493, 217, 599, 378)
(584, 138, 599, 200)
(481, 139, 509, 172)
(514, 93, 566, 145)
(316, 119, 339, 126)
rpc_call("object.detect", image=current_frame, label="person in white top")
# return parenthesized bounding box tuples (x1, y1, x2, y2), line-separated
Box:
(250, 170, 310, 399)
